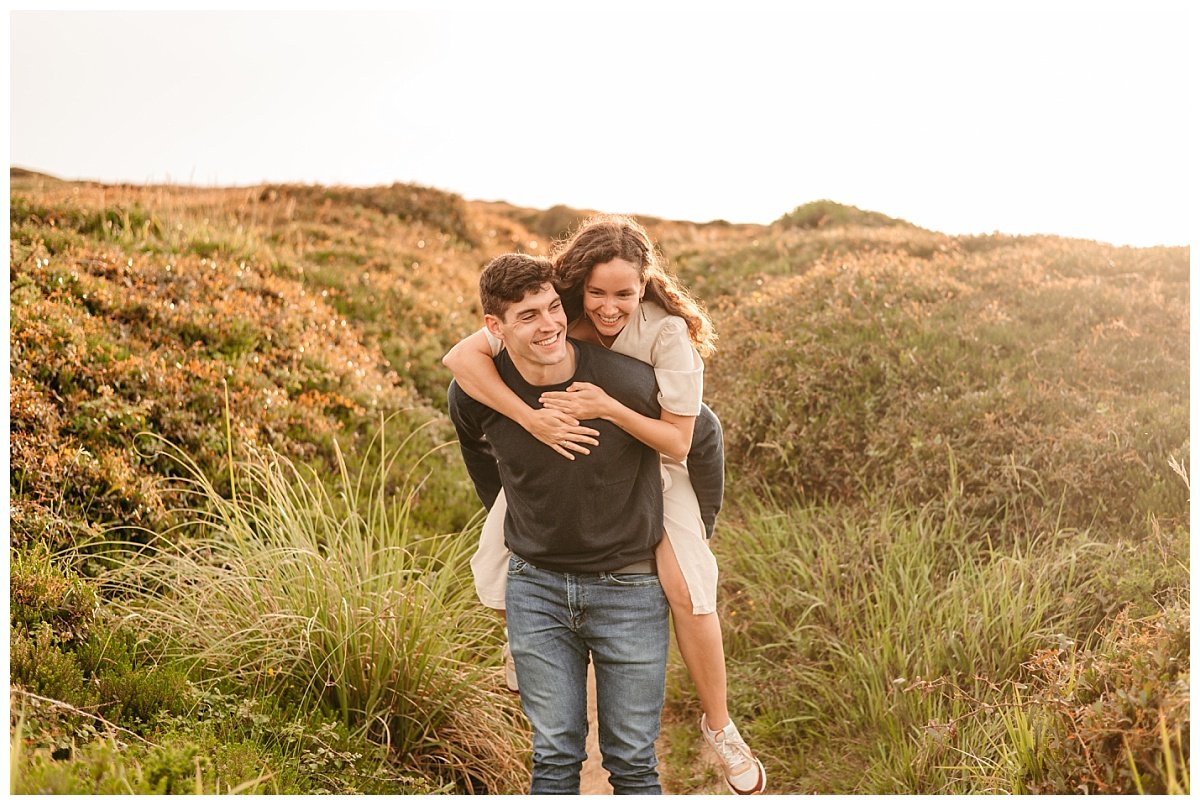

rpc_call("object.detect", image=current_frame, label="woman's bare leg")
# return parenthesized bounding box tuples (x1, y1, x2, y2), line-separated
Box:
(655, 532, 731, 730)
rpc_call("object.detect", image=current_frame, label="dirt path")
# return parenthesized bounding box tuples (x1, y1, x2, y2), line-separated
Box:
(579, 663, 614, 794)
(580, 664, 722, 795)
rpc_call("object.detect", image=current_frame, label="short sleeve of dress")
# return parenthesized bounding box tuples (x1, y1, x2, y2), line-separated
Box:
(481, 326, 503, 357)
(652, 317, 704, 416)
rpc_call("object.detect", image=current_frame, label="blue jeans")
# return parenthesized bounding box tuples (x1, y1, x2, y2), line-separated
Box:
(505, 554, 669, 795)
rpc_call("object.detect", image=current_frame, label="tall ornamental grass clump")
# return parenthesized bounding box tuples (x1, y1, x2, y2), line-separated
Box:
(100, 418, 528, 793)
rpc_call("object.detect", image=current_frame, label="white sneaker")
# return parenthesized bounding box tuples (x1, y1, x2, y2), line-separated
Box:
(701, 714, 766, 795)
(501, 641, 518, 693)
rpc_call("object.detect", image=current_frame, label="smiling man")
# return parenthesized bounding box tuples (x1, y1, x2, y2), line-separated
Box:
(447, 253, 669, 794)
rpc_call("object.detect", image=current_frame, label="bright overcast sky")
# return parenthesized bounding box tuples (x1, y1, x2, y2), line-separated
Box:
(7, 1, 1195, 247)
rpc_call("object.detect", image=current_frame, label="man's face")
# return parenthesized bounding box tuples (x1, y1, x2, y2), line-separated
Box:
(485, 283, 570, 370)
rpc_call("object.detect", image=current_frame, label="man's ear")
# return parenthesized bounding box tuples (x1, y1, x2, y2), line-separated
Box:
(484, 313, 505, 342)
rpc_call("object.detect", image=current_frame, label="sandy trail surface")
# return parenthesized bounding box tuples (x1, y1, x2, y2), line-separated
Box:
(581, 662, 692, 795)
(579, 663, 614, 794)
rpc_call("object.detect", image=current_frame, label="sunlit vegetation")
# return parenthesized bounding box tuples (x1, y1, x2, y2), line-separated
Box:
(10, 169, 1188, 793)
(705, 237, 1188, 534)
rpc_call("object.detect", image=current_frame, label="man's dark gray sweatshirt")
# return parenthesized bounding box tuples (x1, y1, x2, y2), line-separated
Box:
(448, 338, 725, 573)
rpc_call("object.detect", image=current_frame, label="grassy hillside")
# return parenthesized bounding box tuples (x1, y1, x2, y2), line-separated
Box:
(655, 202, 1188, 794)
(705, 232, 1188, 532)
(9, 174, 530, 793)
(9, 177, 1189, 793)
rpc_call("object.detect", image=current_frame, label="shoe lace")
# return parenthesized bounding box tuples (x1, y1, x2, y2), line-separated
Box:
(712, 729, 753, 774)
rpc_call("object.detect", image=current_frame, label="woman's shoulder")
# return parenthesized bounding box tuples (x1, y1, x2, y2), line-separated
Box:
(639, 300, 687, 336)
(616, 300, 684, 358)
(629, 301, 699, 374)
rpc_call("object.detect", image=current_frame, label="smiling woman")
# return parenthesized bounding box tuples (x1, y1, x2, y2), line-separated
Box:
(580, 259, 643, 347)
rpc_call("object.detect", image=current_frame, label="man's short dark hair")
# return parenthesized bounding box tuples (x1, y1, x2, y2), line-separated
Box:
(479, 253, 556, 319)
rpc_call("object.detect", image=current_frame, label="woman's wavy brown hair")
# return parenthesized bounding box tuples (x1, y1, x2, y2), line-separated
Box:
(549, 214, 717, 357)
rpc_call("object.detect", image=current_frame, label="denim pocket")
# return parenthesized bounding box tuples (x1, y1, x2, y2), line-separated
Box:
(604, 572, 661, 588)
(507, 554, 530, 576)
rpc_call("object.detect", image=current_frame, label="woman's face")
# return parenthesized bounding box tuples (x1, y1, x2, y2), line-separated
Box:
(583, 258, 645, 340)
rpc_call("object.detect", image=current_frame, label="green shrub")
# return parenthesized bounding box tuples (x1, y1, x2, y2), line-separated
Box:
(519, 203, 589, 241)
(8, 501, 106, 555)
(775, 199, 913, 230)
(9, 224, 475, 548)
(11, 691, 445, 795)
(12, 619, 192, 736)
(11, 625, 89, 703)
(12, 731, 206, 795)
(73, 624, 140, 679)
(1013, 600, 1190, 794)
(94, 666, 192, 727)
(260, 182, 478, 247)
(155, 684, 447, 794)
(10, 544, 98, 639)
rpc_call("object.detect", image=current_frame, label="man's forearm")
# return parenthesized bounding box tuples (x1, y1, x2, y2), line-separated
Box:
(448, 381, 503, 509)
